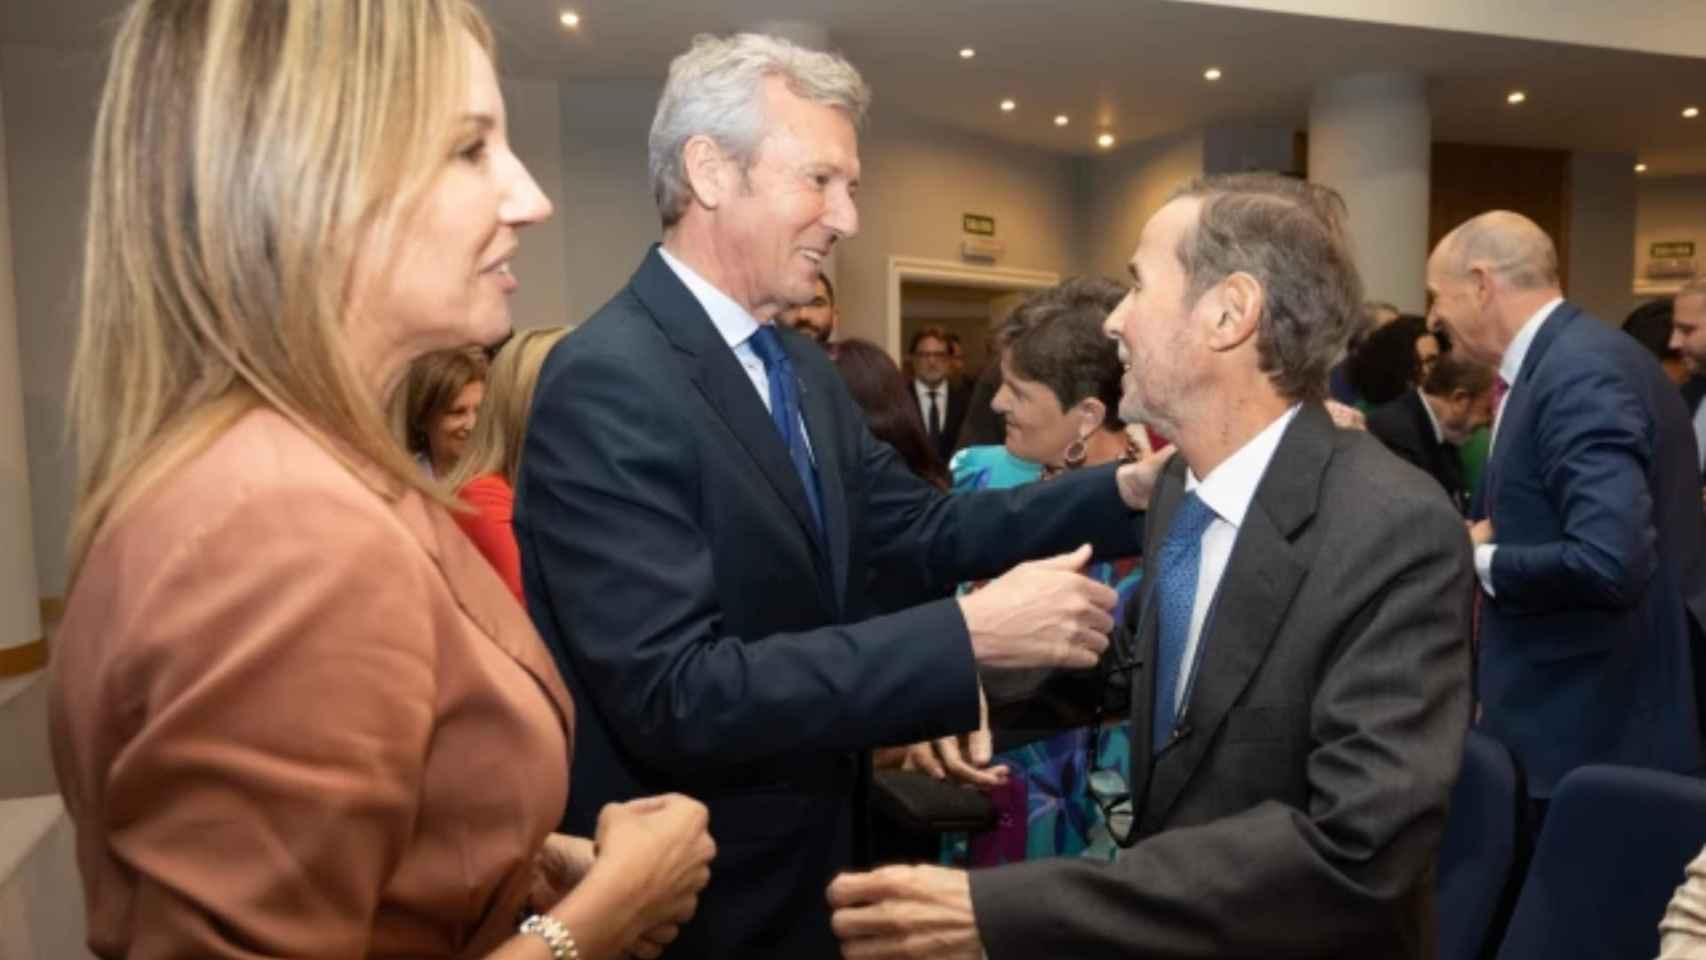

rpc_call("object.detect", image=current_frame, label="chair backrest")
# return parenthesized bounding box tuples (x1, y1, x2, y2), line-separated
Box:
(1494, 764, 1706, 960)
(1439, 730, 1527, 960)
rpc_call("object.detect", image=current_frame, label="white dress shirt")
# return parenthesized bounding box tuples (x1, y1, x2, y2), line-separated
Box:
(1692, 401, 1706, 475)
(1475, 296, 1563, 596)
(1173, 404, 1302, 711)
(657, 246, 813, 459)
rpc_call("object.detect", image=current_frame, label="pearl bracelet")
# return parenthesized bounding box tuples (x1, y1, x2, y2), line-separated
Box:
(519, 914, 580, 960)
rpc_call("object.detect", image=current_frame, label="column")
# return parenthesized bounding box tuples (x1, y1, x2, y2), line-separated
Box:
(0, 67, 44, 677)
(1308, 72, 1431, 313)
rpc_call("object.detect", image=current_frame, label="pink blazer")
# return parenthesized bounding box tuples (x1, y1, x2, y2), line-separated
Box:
(50, 409, 575, 958)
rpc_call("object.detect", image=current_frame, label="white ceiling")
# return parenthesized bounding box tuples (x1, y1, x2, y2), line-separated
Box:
(5, 0, 1704, 173)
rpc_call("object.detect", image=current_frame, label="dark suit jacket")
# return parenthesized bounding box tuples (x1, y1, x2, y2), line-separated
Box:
(971, 403, 1473, 959)
(914, 380, 970, 462)
(1684, 375, 1706, 483)
(1368, 389, 1468, 512)
(515, 247, 1144, 958)
(1473, 301, 1706, 796)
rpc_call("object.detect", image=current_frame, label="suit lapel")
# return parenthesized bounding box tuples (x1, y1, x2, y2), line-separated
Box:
(630, 247, 829, 574)
(1483, 302, 1575, 518)
(787, 335, 850, 606)
(1138, 405, 1327, 829)
(399, 495, 576, 739)
(1122, 463, 1185, 817)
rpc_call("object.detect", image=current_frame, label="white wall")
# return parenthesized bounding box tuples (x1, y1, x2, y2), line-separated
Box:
(1, 45, 105, 600)
(556, 80, 662, 327)
(501, 74, 572, 332)
(1079, 131, 1207, 281)
(0, 48, 42, 655)
(842, 110, 1083, 348)
(1634, 174, 1706, 295)
(1566, 151, 1640, 324)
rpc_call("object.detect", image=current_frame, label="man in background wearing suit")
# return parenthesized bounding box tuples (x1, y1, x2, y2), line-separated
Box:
(516, 33, 1161, 959)
(910, 326, 969, 461)
(1429, 212, 1705, 817)
(1367, 351, 1496, 513)
(830, 174, 1472, 959)
(1670, 275, 1706, 486)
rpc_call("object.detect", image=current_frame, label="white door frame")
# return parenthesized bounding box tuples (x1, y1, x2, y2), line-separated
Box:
(885, 256, 1059, 357)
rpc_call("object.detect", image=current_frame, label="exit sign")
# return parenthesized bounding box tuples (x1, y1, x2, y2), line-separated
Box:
(1652, 241, 1695, 259)
(963, 213, 996, 236)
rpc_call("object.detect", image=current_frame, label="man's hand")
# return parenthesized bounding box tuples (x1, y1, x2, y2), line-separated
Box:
(958, 545, 1116, 670)
(899, 685, 1008, 789)
(528, 833, 597, 913)
(1469, 518, 1494, 546)
(1325, 400, 1367, 431)
(1115, 444, 1175, 511)
(828, 865, 982, 960)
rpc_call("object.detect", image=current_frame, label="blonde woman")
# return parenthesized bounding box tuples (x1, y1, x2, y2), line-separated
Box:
(447, 327, 570, 601)
(48, 2, 711, 958)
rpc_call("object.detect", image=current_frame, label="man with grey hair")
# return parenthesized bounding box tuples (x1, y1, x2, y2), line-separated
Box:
(1427, 211, 1705, 824)
(517, 32, 1161, 958)
(831, 173, 1472, 958)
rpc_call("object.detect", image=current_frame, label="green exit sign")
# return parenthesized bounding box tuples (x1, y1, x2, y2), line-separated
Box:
(963, 214, 996, 236)
(1651, 241, 1695, 259)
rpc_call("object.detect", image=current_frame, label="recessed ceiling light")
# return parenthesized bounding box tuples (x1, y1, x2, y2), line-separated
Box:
(959, 48, 977, 60)
(558, 10, 580, 28)
(1000, 99, 1016, 112)
(1685, 106, 1701, 119)
(1054, 114, 1070, 127)
(1203, 67, 1222, 82)
(1506, 90, 1527, 105)
(1097, 133, 1116, 149)
(1635, 162, 1648, 173)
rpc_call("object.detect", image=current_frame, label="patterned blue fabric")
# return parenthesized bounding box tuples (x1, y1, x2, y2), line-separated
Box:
(748, 326, 824, 534)
(1151, 491, 1217, 753)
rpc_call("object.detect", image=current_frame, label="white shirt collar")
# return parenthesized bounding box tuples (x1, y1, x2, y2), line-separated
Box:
(657, 245, 761, 350)
(1498, 296, 1564, 387)
(915, 380, 944, 398)
(1416, 388, 1446, 445)
(1184, 404, 1302, 530)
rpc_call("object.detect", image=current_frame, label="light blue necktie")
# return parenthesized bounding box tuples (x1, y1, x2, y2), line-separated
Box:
(1152, 491, 1218, 753)
(747, 325, 825, 536)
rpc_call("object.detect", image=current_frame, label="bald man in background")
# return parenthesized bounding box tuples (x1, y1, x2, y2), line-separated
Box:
(1427, 212, 1706, 818)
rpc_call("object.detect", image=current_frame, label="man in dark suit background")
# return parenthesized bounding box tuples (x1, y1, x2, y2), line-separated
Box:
(1428, 212, 1706, 813)
(830, 174, 1472, 959)
(909, 326, 970, 461)
(515, 33, 1161, 959)
(1366, 351, 1496, 513)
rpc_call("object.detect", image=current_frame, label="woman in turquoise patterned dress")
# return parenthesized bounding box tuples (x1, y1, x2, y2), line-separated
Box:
(941, 277, 1159, 866)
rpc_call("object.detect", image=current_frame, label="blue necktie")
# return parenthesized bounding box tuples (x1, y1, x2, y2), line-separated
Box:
(1152, 491, 1218, 753)
(748, 326, 825, 536)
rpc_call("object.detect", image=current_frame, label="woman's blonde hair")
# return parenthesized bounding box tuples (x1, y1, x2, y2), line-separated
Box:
(445, 327, 570, 491)
(68, 0, 495, 578)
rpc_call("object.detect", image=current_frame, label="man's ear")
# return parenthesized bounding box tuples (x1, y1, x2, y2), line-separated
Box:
(681, 135, 730, 212)
(1205, 273, 1262, 353)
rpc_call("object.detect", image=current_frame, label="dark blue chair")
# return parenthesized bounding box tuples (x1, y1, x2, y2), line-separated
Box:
(1439, 731, 1528, 960)
(1494, 765, 1706, 960)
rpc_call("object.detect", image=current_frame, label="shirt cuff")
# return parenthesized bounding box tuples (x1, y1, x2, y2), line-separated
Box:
(1474, 543, 1497, 597)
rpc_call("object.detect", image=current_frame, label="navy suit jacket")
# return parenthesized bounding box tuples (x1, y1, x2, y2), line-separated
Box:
(514, 247, 1144, 958)
(1474, 301, 1706, 795)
